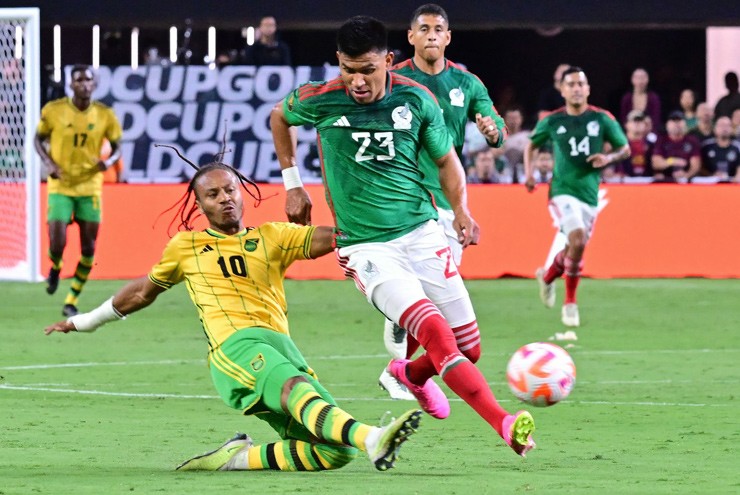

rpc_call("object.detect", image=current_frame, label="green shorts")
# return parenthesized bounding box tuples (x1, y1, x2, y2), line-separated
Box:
(47, 193, 102, 223)
(210, 328, 337, 441)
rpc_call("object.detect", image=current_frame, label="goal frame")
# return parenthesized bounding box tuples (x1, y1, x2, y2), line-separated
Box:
(0, 8, 41, 281)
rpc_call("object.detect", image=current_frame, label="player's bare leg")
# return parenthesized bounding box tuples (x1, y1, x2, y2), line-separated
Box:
(46, 221, 67, 295)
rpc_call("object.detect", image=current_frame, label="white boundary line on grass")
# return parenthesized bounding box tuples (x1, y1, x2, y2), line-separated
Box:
(0, 383, 730, 407)
(1, 350, 736, 408)
(2, 348, 739, 371)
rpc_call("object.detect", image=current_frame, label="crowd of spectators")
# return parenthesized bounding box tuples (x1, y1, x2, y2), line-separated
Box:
(464, 65, 740, 185)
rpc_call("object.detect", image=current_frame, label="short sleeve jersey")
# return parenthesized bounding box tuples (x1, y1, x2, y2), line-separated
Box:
(148, 223, 315, 353)
(37, 98, 123, 197)
(391, 59, 505, 209)
(701, 140, 740, 177)
(530, 106, 627, 206)
(282, 73, 453, 247)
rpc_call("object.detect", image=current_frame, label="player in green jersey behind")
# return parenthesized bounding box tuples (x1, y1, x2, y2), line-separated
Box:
(524, 66, 630, 329)
(44, 160, 422, 472)
(35, 64, 123, 317)
(377, 3, 507, 400)
(271, 15, 535, 458)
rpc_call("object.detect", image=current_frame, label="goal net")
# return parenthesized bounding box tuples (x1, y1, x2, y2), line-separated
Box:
(0, 8, 40, 281)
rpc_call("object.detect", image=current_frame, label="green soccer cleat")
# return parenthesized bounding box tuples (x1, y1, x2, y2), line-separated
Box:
(503, 410, 536, 457)
(367, 409, 422, 471)
(176, 433, 252, 471)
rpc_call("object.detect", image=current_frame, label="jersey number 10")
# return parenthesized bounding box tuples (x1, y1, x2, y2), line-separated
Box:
(217, 255, 248, 278)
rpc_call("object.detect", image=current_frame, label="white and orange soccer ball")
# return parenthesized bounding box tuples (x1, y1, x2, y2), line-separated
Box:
(506, 342, 576, 407)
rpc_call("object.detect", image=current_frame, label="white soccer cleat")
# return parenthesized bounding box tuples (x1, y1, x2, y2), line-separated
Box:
(366, 409, 422, 471)
(378, 369, 416, 401)
(561, 303, 580, 327)
(383, 319, 408, 359)
(536, 268, 556, 308)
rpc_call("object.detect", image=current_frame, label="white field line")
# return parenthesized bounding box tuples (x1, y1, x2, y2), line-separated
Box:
(2, 348, 738, 371)
(0, 383, 730, 408)
(1, 350, 736, 407)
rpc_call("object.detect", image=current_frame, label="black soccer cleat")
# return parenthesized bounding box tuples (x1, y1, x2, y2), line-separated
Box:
(62, 304, 78, 317)
(46, 268, 60, 295)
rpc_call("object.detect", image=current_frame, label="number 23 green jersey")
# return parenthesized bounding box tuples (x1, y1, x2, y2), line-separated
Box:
(282, 73, 453, 247)
(530, 106, 627, 206)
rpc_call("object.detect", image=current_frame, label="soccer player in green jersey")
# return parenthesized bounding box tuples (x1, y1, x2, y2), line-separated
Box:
(271, 15, 535, 457)
(375, 3, 507, 400)
(35, 64, 123, 317)
(524, 66, 630, 328)
(44, 162, 422, 472)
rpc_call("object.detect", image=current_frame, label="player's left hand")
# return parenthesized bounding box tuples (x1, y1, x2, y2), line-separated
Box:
(44, 320, 76, 335)
(454, 211, 480, 248)
(96, 160, 108, 172)
(475, 113, 500, 145)
(586, 153, 611, 169)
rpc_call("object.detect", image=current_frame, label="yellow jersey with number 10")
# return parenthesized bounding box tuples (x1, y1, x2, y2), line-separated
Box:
(148, 223, 316, 353)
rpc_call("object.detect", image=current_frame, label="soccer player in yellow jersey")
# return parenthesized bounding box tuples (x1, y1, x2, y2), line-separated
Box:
(44, 162, 422, 472)
(34, 64, 123, 317)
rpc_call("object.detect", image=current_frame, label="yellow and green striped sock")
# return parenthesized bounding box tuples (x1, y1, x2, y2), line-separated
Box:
(64, 255, 94, 306)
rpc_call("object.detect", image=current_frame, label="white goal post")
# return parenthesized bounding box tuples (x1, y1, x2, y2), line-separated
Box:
(0, 8, 41, 281)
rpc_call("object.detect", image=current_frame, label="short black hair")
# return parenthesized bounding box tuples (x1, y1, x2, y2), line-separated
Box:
(410, 3, 449, 26)
(561, 66, 585, 82)
(725, 71, 739, 91)
(336, 16, 388, 57)
(70, 64, 93, 79)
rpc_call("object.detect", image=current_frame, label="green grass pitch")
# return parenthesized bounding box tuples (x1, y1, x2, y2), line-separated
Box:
(1, 278, 738, 494)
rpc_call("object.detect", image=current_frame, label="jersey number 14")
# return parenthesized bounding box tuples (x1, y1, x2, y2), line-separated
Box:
(568, 136, 590, 156)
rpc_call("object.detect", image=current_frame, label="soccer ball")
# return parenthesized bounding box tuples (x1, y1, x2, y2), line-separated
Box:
(506, 342, 576, 407)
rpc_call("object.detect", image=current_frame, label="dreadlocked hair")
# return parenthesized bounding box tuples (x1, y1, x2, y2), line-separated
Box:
(154, 144, 263, 235)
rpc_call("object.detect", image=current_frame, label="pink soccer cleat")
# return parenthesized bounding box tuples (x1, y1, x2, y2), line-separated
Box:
(502, 410, 536, 457)
(387, 359, 450, 419)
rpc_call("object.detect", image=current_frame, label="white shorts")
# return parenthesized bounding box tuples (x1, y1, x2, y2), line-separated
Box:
(336, 220, 475, 329)
(548, 194, 598, 239)
(436, 208, 463, 267)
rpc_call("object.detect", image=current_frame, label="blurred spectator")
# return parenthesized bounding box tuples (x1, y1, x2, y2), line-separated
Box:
(620, 68, 662, 129)
(678, 88, 697, 129)
(688, 102, 714, 145)
(531, 146, 553, 184)
(242, 16, 292, 66)
(652, 111, 701, 182)
(732, 108, 740, 139)
(462, 120, 488, 164)
(700, 116, 740, 181)
(467, 148, 509, 184)
(537, 63, 568, 120)
(609, 110, 654, 179)
(144, 46, 165, 66)
(714, 71, 740, 119)
(502, 107, 529, 183)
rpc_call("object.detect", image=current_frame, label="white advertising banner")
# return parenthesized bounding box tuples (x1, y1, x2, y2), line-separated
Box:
(71, 65, 340, 183)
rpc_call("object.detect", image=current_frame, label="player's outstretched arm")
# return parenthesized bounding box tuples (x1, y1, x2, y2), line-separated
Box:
(44, 277, 166, 335)
(308, 226, 336, 259)
(436, 149, 480, 247)
(270, 102, 312, 225)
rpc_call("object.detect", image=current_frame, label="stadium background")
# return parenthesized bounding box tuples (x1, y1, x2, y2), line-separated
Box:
(16, 0, 740, 123)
